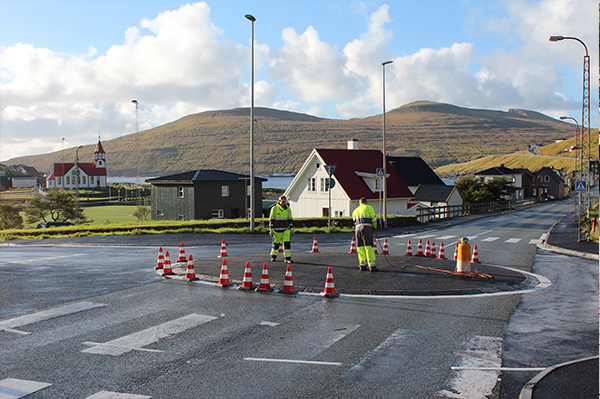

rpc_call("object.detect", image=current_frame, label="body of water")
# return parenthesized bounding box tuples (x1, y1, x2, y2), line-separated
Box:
(108, 175, 295, 190)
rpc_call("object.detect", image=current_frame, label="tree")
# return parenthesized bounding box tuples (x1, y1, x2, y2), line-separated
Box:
(0, 205, 24, 230)
(455, 176, 514, 204)
(485, 177, 514, 202)
(133, 206, 151, 221)
(24, 189, 87, 224)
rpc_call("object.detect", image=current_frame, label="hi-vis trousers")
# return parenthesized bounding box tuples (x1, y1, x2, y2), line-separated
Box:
(270, 230, 291, 262)
(355, 224, 376, 267)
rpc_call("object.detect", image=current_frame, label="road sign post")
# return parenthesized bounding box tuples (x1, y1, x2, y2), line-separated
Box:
(325, 165, 337, 229)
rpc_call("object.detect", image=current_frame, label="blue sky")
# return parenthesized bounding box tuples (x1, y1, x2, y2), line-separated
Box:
(0, 0, 598, 161)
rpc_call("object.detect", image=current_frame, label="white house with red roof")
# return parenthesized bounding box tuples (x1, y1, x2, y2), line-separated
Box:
(284, 141, 413, 218)
(46, 140, 107, 190)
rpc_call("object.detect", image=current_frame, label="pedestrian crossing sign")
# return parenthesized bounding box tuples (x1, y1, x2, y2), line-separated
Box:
(575, 181, 587, 192)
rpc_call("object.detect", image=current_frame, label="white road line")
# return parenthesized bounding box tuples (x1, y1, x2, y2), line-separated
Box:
(0, 302, 106, 335)
(481, 237, 500, 242)
(244, 357, 342, 366)
(86, 391, 152, 399)
(0, 378, 52, 399)
(451, 366, 546, 371)
(81, 313, 217, 356)
(505, 238, 522, 244)
(437, 235, 457, 240)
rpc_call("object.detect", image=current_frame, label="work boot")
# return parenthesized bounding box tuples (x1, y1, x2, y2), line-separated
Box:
(359, 265, 367, 271)
(285, 259, 294, 264)
(369, 266, 379, 272)
(271, 256, 277, 262)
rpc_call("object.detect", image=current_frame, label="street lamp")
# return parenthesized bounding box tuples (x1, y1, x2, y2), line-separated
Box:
(550, 35, 591, 225)
(381, 60, 393, 229)
(132, 99, 140, 204)
(75, 145, 83, 224)
(245, 14, 256, 232)
(560, 116, 582, 238)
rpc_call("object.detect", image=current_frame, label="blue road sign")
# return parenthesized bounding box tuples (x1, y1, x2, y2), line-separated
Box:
(575, 181, 587, 192)
(376, 168, 385, 177)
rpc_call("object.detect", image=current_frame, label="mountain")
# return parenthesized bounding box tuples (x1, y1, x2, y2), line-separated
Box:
(7, 101, 577, 177)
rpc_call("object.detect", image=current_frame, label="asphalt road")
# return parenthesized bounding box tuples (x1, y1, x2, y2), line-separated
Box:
(0, 199, 597, 398)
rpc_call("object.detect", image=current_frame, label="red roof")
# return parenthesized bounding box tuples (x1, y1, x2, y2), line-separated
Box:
(53, 163, 106, 177)
(315, 149, 413, 200)
(94, 140, 105, 154)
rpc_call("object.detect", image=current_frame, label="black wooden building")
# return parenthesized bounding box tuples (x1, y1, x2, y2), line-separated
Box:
(147, 169, 265, 221)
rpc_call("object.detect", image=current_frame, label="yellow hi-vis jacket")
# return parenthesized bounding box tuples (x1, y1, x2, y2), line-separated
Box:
(269, 203, 293, 233)
(352, 203, 376, 227)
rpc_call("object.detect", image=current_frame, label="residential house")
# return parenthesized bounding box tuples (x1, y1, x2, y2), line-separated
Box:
(407, 184, 463, 221)
(533, 167, 569, 199)
(147, 169, 265, 221)
(284, 142, 413, 218)
(475, 164, 523, 201)
(46, 140, 107, 190)
(514, 168, 546, 200)
(387, 156, 445, 194)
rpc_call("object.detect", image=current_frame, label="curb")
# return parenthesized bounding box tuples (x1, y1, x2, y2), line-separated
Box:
(540, 220, 599, 260)
(519, 356, 599, 399)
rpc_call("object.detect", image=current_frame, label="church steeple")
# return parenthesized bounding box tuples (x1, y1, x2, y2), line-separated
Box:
(94, 132, 106, 169)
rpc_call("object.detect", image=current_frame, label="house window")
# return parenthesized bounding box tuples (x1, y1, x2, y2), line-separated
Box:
(82, 176, 86, 185)
(157, 209, 164, 216)
(90, 176, 94, 185)
(221, 185, 230, 197)
(532, 188, 537, 196)
(66, 176, 70, 184)
(178, 187, 184, 198)
(308, 177, 316, 192)
(212, 209, 224, 218)
(544, 176, 550, 182)
(335, 210, 345, 217)
(57, 176, 62, 185)
(320, 178, 329, 192)
(538, 176, 543, 181)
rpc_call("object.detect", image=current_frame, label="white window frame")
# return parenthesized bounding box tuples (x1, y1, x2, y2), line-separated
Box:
(320, 178, 329, 192)
(221, 185, 230, 197)
(178, 187, 184, 198)
(212, 209, 224, 218)
(307, 177, 316, 192)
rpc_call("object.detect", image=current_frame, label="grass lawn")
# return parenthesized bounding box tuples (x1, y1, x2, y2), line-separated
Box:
(83, 205, 140, 225)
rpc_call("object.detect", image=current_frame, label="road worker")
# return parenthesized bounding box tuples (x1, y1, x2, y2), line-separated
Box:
(352, 197, 378, 271)
(269, 195, 294, 263)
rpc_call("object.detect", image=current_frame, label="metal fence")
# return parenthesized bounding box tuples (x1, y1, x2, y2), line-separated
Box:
(416, 201, 517, 223)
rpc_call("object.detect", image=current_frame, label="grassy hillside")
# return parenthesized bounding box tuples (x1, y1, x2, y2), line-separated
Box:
(7, 101, 578, 177)
(435, 129, 599, 177)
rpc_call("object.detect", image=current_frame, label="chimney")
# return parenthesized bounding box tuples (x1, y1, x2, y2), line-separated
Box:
(347, 139, 359, 150)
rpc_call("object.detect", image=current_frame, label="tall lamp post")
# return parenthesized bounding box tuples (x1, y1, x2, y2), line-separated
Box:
(132, 99, 140, 204)
(550, 35, 591, 226)
(245, 14, 256, 232)
(560, 116, 582, 239)
(75, 145, 83, 224)
(381, 60, 393, 229)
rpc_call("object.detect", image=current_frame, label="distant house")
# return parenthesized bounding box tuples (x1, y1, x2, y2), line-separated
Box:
(514, 168, 546, 200)
(11, 176, 37, 188)
(147, 169, 265, 221)
(533, 167, 569, 199)
(284, 142, 413, 218)
(387, 156, 445, 194)
(46, 140, 107, 190)
(412, 184, 463, 207)
(475, 164, 523, 201)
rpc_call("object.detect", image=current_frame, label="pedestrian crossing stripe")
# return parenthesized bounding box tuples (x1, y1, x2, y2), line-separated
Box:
(86, 391, 152, 398)
(0, 378, 52, 398)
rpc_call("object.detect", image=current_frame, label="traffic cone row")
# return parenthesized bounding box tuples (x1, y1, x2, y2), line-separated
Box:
(404, 239, 479, 262)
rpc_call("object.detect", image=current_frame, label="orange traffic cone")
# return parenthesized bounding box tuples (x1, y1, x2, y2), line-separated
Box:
(256, 263, 273, 292)
(373, 238, 377, 254)
(238, 261, 255, 290)
(280, 264, 297, 295)
(471, 245, 480, 263)
(177, 242, 187, 262)
(216, 258, 232, 287)
(311, 236, 319, 253)
(321, 266, 339, 298)
(438, 242, 446, 259)
(405, 239, 413, 256)
(382, 238, 389, 255)
(162, 251, 174, 276)
(416, 239, 424, 256)
(430, 241, 436, 258)
(424, 240, 431, 257)
(183, 254, 198, 281)
(218, 239, 228, 258)
(155, 247, 164, 270)
(349, 237, 357, 253)
(279, 240, 284, 253)
(453, 242, 459, 260)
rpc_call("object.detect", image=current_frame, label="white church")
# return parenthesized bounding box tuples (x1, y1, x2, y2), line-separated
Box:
(46, 139, 108, 190)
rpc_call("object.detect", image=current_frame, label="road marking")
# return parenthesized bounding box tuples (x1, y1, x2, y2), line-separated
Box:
(481, 237, 499, 242)
(437, 235, 456, 240)
(0, 302, 106, 335)
(244, 357, 342, 366)
(505, 238, 522, 244)
(529, 233, 548, 245)
(451, 366, 546, 371)
(0, 378, 52, 398)
(81, 313, 217, 356)
(259, 321, 279, 327)
(86, 391, 152, 399)
(438, 335, 502, 399)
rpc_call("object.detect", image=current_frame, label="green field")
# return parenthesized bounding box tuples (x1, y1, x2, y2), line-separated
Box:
(82, 205, 140, 225)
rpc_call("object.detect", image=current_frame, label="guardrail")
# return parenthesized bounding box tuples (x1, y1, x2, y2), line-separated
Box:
(416, 201, 517, 223)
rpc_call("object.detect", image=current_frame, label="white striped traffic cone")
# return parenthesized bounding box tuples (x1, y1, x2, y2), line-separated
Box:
(256, 263, 273, 292)
(155, 247, 164, 270)
(216, 258, 232, 287)
(218, 239, 228, 258)
(320, 266, 339, 298)
(405, 240, 413, 256)
(280, 264, 297, 295)
(382, 238, 389, 255)
(311, 236, 319, 253)
(183, 255, 198, 281)
(238, 261, 254, 290)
